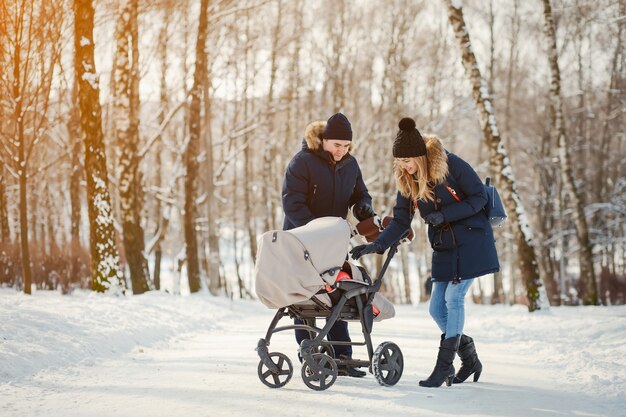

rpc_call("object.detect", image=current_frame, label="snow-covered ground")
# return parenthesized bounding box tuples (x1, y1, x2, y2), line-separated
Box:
(1, 288, 625, 417)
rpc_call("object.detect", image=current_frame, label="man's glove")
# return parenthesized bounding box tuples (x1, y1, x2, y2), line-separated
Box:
(353, 203, 376, 221)
(350, 242, 384, 260)
(424, 211, 445, 227)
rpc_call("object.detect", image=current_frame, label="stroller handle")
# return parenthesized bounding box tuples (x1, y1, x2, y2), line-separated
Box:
(370, 229, 410, 290)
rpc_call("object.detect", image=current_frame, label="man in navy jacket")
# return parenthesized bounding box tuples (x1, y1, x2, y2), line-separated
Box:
(282, 113, 374, 377)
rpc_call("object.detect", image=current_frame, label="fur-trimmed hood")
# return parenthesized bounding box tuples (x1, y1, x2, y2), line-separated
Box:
(303, 120, 355, 153)
(423, 134, 448, 183)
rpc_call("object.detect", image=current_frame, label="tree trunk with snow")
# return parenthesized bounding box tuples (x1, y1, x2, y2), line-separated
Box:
(9, 19, 33, 295)
(152, 11, 170, 292)
(541, 0, 597, 305)
(69, 60, 85, 288)
(262, 0, 283, 234)
(113, 0, 149, 294)
(0, 54, 5, 244)
(0, 163, 9, 243)
(74, 0, 124, 294)
(597, 0, 624, 203)
(184, 0, 210, 293)
(443, 0, 543, 311)
(243, 10, 257, 265)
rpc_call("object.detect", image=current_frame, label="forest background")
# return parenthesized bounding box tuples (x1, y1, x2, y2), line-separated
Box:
(0, 0, 624, 311)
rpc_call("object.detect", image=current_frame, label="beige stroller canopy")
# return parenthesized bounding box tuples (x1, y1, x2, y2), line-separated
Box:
(254, 217, 351, 309)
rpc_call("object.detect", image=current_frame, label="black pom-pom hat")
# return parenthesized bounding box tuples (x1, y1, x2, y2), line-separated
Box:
(393, 117, 426, 158)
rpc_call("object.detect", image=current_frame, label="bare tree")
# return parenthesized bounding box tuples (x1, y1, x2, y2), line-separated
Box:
(68, 50, 85, 290)
(1, 0, 63, 294)
(113, 0, 150, 294)
(443, 0, 543, 311)
(152, 7, 170, 292)
(541, 0, 597, 305)
(184, 0, 210, 293)
(74, 0, 124, 293)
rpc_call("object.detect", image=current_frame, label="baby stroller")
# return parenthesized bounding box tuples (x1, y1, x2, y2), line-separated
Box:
(254, 217, 406, 391)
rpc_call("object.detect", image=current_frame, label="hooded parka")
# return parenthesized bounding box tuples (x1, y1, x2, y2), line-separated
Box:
(376, 135, 499, 281)
(282, 120, 372, 231)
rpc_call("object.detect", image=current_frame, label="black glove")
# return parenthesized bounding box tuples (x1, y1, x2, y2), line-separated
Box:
(424, 211, 445, 227)
(353, 203, 376, 221)
(350, 242, 384, 260)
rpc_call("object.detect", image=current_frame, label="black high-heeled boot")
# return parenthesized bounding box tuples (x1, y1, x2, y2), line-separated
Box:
(419, 336, 459, 387)
(453, 334, 482, 383)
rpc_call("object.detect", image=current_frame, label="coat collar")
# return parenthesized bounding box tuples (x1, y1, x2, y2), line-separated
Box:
(423, 134, 448, 183)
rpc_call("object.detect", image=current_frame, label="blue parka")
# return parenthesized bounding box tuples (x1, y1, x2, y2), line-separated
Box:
(282, 120, 372, 231)
(375, 135, 499, 281)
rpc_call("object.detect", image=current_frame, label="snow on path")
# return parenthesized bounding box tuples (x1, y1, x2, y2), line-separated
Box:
(1, 290, 625, 417)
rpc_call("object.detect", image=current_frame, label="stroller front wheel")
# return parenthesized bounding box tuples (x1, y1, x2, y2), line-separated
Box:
(373, 341, 404, 386)
(257, 352, 293, 388)
(301, 353, 338, 391)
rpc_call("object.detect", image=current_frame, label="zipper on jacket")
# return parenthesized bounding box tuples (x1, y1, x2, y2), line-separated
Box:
(313, 184, 317, 195)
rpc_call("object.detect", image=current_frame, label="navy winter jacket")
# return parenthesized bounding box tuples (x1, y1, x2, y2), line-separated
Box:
(282, 139, 372, 231)
(376, 147, 499, 281)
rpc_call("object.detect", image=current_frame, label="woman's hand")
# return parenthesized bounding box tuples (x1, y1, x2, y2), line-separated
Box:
(350, 242, 384, 259)
(424, 211, 444, 227)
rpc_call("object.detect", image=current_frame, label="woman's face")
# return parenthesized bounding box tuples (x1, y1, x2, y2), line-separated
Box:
(322, 139, 351, 161)
(397, 157, 418, 175)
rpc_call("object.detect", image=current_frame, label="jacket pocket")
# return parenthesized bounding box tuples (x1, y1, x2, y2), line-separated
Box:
(430, 225, 457, 252)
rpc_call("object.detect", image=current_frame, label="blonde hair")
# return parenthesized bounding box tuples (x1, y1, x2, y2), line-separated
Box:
(394, 156, 440, 203)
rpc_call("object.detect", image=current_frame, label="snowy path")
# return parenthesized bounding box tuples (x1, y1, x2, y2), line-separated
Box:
(1, 291, 625, 417)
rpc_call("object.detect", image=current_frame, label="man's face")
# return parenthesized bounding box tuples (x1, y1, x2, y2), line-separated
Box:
(322, 139, 351, 161)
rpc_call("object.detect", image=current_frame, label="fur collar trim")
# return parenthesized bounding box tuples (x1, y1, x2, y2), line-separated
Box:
(425, 134, 449, 183)
(304, 121, 326, 150)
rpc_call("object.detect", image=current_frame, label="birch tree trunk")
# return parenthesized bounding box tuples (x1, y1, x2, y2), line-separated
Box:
(74, 0, 124, 294)
(443, 0, 543, 311)
(113, 0, 149, 294)
(541, 0, 598, 305)
(184, 0, 210, 293)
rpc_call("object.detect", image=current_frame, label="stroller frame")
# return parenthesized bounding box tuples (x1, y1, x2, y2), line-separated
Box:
(256, 233, 407, 391)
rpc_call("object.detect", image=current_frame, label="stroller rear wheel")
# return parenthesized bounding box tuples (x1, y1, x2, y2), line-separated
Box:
(373, 341, 404, 386)
(301, 353, 338, 391)
(257, 352, 293, 388)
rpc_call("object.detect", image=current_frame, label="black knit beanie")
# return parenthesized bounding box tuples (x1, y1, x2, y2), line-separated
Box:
(392, 117, 426, 158)
(323, 112, 352, 141)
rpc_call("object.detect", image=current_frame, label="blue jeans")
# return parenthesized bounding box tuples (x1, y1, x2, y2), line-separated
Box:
(429, 279, 475, 338)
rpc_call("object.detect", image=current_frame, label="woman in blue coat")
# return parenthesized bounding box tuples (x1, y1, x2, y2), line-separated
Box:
(282, 112, 374, 377)
(351, 117, 499, 387)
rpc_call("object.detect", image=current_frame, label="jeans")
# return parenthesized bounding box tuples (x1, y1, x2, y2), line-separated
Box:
(429, 278, 475, 339)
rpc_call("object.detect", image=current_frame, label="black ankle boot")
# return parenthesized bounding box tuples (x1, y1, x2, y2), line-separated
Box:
(453, 334, 482, 383)
(419, 336, 459, 388)
(337, 354, 366, 378)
